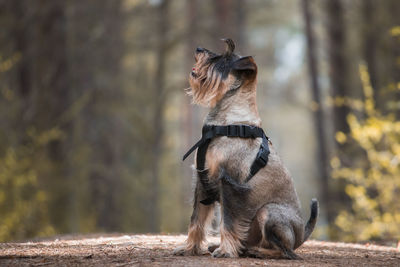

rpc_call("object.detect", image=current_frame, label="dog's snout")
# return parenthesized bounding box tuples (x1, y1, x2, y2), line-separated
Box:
(196, 47, 204, 53)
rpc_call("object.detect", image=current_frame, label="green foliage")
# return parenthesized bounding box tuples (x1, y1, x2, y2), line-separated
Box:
(332, 62, 400, 242)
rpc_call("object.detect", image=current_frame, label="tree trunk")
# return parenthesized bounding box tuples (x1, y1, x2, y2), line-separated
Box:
(301, 0, 332, 231)
(326, 0, 350, 135)
(213, 0, 247, 49)
(149, 0, 170, 233)
(234, 0, 247, 50)
(214, 0, 234, 40)
(325, 0, 354, 238)
(11, 1, 31, 99)
(362, 0, 379, 106)
(387, 0, 400, 118)
(181, 0, 198, 231)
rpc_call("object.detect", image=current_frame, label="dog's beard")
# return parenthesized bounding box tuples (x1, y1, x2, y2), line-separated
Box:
(188, 55, 229, 107)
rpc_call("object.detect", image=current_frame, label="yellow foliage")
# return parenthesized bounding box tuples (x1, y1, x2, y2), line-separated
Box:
(390, 26, 400, 36)
(0, 129, 59, 241)
(0, 53, 21, 73)
(330, 156, 341, 169)
(335, 131, 347, 144)
(332, 63, 400, 241)
(325, 96, 364, 111)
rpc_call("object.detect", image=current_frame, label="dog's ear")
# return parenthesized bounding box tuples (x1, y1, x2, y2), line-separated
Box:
(222, 38, 235, 56)
(231, 56, 257, 79)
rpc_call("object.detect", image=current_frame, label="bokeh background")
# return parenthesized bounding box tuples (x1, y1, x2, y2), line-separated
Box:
(0, 0, 399, 243)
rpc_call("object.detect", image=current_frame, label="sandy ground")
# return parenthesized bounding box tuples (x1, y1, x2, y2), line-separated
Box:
(0, 234, 399, 266)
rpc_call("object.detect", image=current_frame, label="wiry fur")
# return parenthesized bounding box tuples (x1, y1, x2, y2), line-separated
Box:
(174, 39, 319, 260)
(188, 53, 228, 107)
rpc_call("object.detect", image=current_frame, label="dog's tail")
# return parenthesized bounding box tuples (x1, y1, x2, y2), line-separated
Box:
(303, 198, 319, 242)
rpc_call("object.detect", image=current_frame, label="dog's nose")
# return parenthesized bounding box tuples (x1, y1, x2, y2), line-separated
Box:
(196, 47, 204, 53)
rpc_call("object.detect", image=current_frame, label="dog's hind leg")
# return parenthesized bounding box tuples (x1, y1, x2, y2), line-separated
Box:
(265, 224, 302, 260)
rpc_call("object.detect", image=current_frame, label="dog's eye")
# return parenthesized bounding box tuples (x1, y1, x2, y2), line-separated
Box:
(210, 55, 221, 61)
(207, 55, 221, 65)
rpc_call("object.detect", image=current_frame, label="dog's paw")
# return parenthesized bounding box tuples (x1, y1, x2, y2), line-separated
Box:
(173, 246, 187, 256)
(173, 245, 208, 256)
(276, 246, 303, 260)
(211, 247, 237, 258)
(208, 243, 219, 253)
(241, 248, 266, 259)
(283, 250, 303, 260)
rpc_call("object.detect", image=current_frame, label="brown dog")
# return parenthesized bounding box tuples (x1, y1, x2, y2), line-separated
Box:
(174, 39, 318, 259)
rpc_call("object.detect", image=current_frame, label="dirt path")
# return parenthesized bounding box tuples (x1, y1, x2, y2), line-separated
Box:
(0, 234, 399, 266)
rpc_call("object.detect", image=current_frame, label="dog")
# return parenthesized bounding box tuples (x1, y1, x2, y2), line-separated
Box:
(174, 38, 318, 259)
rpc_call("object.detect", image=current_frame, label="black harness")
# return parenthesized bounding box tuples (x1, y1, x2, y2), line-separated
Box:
(183, 124, 270, 205)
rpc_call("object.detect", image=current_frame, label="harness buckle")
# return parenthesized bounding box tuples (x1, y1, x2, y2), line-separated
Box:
(256, 140, 269, 165)
(202, 125, 214, 135)
(227, 125, 238, 137)
(258, 150, 268, 165)
(248, 125, 257, 138)
(239, 125, 245, 137)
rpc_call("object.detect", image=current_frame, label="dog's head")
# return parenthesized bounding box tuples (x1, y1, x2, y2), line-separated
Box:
(188, 39, 257, 107)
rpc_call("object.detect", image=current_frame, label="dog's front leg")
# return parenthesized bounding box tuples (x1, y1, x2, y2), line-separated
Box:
(212, 169, 255, 258)
(174, 181, 215, 256)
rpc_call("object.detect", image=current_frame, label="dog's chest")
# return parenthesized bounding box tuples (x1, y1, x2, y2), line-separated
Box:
(204, 137, 261, 181)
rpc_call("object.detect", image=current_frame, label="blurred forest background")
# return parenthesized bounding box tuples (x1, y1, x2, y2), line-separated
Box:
(0, 0, 399, 243)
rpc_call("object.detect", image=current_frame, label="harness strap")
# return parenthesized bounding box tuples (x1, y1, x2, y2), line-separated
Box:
(183, 124, 270, 205)
(182, 125, 265, 161)
(246, 134, 270, 182)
